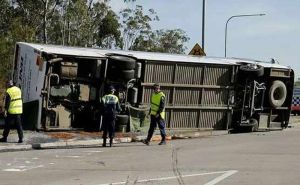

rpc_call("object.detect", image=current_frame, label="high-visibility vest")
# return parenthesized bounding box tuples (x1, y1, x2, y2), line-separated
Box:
(6, 86, 23, 114)
(102, 94, 119, 105)
(102, 94, 119, 114)
(150, 92, 165, 119)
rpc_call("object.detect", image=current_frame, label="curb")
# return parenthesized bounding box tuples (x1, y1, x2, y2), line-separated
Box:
(32, 141, 69, 149)
(31, 137, 133, 150)
(0, 131, 228, 152)
(0, 144, 32, 152)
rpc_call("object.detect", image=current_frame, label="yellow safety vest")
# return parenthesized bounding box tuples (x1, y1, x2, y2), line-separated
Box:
(6, 86, 23, 114)
(150, 92, 165, 119)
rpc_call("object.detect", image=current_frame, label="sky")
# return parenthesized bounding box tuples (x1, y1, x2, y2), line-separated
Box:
(109, 0, 300, 79)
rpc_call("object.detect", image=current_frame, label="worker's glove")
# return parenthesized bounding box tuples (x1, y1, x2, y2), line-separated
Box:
(4, 110, 7, 118)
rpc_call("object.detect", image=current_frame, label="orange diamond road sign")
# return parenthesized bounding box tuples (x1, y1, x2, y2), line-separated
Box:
(189, 43, 206, 56)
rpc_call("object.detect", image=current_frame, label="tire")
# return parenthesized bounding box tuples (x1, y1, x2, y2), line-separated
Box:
(249, 118, 258, 132)
(239, 64, 264, 77)
(116, 115, 129, 125)
(108, 69, 135, 81)
(120, 69, 135, 80)
(115, 124, 127, 132)
(108, 55, 136, 70)
(269, 80, 287, 108)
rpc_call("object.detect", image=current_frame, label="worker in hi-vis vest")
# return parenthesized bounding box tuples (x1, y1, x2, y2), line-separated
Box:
(142, 83, 167, 145)
(101, 85, 121, 147)
(0, 80, 23, 143)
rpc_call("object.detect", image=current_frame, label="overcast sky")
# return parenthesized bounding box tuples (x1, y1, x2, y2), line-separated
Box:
(109, 0, 300, 79)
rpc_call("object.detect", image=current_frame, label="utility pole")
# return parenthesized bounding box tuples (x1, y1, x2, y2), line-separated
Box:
(202, 0, 206, 51)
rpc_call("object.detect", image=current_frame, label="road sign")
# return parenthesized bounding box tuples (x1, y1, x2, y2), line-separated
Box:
(189, 43, 206, 56)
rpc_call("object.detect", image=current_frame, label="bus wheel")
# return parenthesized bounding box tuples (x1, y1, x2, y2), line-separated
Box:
(109, 55, 136, 70)
(250, 118, 258, 132)
(116, 115, 128, 132)
(269, 80, 287, 108)
(239, 64, 264, 77)
(116, 115, 129, 125)
(120, 69, 135, 80)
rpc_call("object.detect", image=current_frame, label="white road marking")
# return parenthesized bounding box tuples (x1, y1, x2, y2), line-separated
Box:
(2, 158, 44, 172)
(25, 165, 44, 171)
(82, 150, 103, 155)
(3, 165, 44, 172)
(3, 169, 26, 172)
(65, 156, 81, 158)
(55, 155, 81, 158)
(83, 151, 103, 153)
(204, 170, 238, 185)
(97, 170, 238, 185)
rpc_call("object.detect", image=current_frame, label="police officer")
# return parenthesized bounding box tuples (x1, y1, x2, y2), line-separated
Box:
(142, 83, 166, 145)
(0, 80, 23, 143)
(101, 85, 121, 147)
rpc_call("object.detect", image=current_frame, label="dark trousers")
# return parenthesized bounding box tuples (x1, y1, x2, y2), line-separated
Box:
(146, 115, 166, 142)
(3, 114, 23, 140)
(102, 116, 116, 139)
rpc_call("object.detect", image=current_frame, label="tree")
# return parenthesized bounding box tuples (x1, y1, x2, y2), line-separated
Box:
(0, 0, 14, 79)
(11, 0, 62, 44)
(157, 29, 189, 54)
(98, 10, 121, 48)
(119, 5, 159, 50)
(88, 1, 121, 48)
(132, 29, 189, 54)
(0, 0, 14, 107)
(119, 5, 189, 53)
(0, 0, 13, 36)
(40, 0, 62, 43)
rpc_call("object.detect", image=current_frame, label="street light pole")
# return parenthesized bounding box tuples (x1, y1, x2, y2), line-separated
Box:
(224, 13, 265, 57)
(202, 0, 206, 51)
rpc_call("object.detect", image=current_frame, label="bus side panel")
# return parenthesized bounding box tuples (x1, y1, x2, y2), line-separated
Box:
(139, 60, 234, 130)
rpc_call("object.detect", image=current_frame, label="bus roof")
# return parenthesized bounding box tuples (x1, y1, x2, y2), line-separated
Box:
(18, 42, 289, 69)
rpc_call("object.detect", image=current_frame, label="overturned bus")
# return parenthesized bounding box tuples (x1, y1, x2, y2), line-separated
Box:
(11, 42, 294, 132)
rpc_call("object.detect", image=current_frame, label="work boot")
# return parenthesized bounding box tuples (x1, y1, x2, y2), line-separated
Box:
(0, 137, 7, 142)
(109, 138, 113, 147)
(102, 138, 106, 147)
(158, 140, 166, 145)
(18, 139, 23, 143)
(142, 139, 150, 146)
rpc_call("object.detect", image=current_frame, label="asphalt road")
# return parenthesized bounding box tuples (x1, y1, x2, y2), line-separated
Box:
(0, 122, 300, 185)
